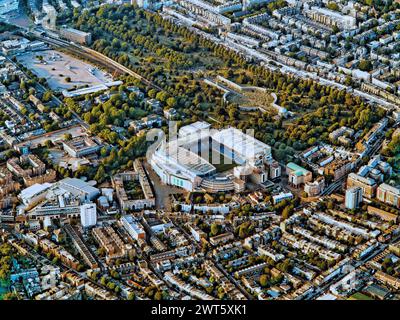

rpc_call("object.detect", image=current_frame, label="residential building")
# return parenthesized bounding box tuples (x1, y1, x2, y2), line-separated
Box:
(347, 173, 377, 199)
(345, 187, 363, 210)
(80, 203, 97, 228)
(377, 183, 400, 208)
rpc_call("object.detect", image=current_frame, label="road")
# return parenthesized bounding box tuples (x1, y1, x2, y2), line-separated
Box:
(142, 160, 185, 211)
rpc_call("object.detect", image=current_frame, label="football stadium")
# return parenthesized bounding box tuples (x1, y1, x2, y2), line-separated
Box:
(148, 122, 281, 192)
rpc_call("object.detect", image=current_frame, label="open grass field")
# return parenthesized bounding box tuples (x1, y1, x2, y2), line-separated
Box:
(227, 87, 275, 115)
(349, 292, 373, 300)
(207, 149, 237, 173)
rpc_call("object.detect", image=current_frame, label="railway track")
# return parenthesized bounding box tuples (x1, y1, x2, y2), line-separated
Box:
(32, 34, 163, 91)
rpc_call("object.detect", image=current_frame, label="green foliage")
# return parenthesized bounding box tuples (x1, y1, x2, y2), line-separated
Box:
(358, 59, 373, 72)
(70, 4, 386, 167)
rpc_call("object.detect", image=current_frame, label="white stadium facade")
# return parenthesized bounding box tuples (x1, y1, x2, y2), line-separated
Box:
(148, 121, 281, 193)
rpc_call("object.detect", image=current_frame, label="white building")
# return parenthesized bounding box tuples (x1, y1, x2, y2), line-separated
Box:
(121, 215, 146, 240)
(19, 183, 53, 206)
(58, 178, 100, 201)
(305, 7, 357, 30)
(273, 192, 293, 204)
(345, 187, 363, 210)
(80, 203, 97, 228)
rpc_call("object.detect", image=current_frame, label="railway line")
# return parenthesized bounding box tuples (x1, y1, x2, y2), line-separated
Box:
(30, 32, 163, 92)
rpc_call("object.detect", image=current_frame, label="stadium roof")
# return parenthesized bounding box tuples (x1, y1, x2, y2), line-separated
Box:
(212, 128, 271, 162)
(165, 144, 216, 176)
(179, 121, 211, 137)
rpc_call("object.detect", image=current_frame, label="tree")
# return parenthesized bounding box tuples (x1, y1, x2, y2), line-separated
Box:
(358, 59, 373, 72)
(94, 165, 106, 183)
(166, 97, 177, 108)
(2, 292, 17, 300)
(44, 140, 53, 148)
(327, 2, 340, 11)
(154, 291, 163, 300)
(147, 89, 158, 99)
(210, 223, 220, 236)
(259, 274, 269, 287)
(100, 276, 108, 286)
(282, 206, 292, 220)
(63, 133, 72, 141)
(42, 91, 53, 102)
(107, 282, 116, 290)
(20, 79, 26, 91)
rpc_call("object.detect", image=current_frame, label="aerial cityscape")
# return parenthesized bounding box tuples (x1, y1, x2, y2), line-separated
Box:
(0, 0, 399, 303)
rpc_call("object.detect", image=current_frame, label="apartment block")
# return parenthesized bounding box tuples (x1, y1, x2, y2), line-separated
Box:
(377, 183, 400, 208)
(347, 173, 377, 199)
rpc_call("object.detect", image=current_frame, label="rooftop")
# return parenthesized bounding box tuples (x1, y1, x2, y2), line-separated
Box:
(179, 121, 211, 137)
(379, 183, 400, 195)
(212, 127, 271, 163)
(287, 162, 311, 176)
(20, 183, 53, 201)
(58, 178, 99, 196)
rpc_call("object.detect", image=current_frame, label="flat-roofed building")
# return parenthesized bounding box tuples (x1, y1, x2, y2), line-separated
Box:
(80, 203, 97, 228)
(59, 28, 92, 45)
(286, 162, 312, 188)
(58, 178, 100, 201)
(121, 215, 146, 240)
(377, 183, 400, 208)
(273, 192, 293, 204)
(62, 136, 101, 158)
(347, 173, 377, 199)
(19, 183, 53, 207)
